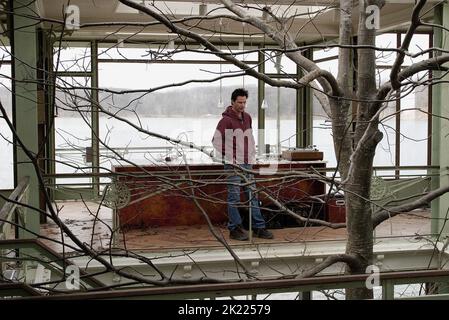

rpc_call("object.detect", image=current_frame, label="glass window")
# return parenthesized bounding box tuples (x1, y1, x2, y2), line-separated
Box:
(265, 52, 298, 74)
(0, 63, 13, 189)
(316, 59, 338, 78)
(0, 45, 11, 60)
(375, 33, 397, 66)
(99, 46, 161, 60)
(98, 62, 255, 90)
(312, 95, 334, 167)
(54, 77, 92, 185)
(54, 42, 91, 72)
(264, 86, 297, 153)
(98, 46, 258, 62)
(375, 115, 397, 170)
(98, 60, 258, 171)
(311, 58, 337, 166)
(399, 81, 428, 174)
(401, 33, 430, 66)
(375, 67, 391, 89)
(312, 50, 338, 167)
(313, 47, 338, 61)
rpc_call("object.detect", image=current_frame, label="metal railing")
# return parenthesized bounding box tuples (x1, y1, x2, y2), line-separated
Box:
(0, 176, 30, 241)
(0, 239, 104, 298)
(5, 267, 449, 300)
(1, 182, 105, 296)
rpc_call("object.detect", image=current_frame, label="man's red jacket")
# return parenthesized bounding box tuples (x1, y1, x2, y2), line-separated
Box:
(212, 106, 256, 164)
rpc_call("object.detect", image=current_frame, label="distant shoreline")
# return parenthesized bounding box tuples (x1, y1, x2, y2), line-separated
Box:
(54, 114, 428, 121)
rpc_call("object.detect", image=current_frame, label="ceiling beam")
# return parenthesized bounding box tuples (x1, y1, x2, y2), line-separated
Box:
(38, 0, 436, 44)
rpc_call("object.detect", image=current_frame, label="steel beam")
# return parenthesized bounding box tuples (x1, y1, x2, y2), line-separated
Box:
(431, 4, 449, 237)
(296, 49, 312, 148)
(257, 46, 265, 155)
(91, 41, 100, 197)
(10, 0, 40, 238)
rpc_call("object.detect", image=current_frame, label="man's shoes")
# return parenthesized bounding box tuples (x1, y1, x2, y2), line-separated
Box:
(253, 228, 274, 239)
(230, 227, 273, 240)
(230, 226, 249, 241)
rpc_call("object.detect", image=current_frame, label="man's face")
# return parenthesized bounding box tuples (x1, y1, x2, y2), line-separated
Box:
(231, 95, 247, 114)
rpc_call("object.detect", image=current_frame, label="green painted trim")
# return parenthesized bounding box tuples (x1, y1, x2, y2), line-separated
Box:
(431, 4, 449, 238)
(431, 5, 442, 237)
(11, 0, 40, 238)
(52, 187, 97, 201)
(304, 49, 313, 148)
(91, 41, 100, 196)
(257, 46, 265, 155)
(0, 190, 13, 209)
(44, 32, 56, 203)
(382, 280, 395, 300)
(296, 50, 313, 148)
(296, 65, 303, 148)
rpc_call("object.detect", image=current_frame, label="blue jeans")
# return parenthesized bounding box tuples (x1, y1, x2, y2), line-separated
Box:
(224, 164, 266, 231)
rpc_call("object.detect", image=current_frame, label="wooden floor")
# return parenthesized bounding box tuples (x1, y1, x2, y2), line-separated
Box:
(40, 201, 432, 253)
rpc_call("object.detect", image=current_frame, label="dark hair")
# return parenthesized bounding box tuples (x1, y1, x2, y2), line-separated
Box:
(231, 88, 248, 102)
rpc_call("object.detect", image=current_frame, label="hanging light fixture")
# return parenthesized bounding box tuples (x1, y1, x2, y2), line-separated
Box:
(276, 54, 282, 155)
(240, 21, 246, 87)
(168, 40, 175, 50)
(262, 8, 269, 20)
(217, 67, 224, 108)
(218, 17, 224, 108)
(199, 2, 207, 16)
(261, 99, 268, 109)
(217, 45, 224, 109)
(138, 0, 150, 13)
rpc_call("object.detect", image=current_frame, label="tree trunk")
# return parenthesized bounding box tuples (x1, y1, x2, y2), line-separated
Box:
(341, 0, 384, 299)
(344, 159, 375, 299)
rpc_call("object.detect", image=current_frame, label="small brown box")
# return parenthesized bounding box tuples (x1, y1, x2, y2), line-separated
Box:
(282, 149, 323, 161)
(326, 198, 346, 223)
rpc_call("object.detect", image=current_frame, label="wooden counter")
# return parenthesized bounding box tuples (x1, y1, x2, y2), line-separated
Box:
(113, 161, 326, 229)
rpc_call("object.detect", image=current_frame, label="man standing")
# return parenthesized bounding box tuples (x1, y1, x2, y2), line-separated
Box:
(212, 88, 273, 241)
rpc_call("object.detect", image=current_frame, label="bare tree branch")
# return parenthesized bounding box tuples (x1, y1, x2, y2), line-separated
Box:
(372, 184, 449, 228)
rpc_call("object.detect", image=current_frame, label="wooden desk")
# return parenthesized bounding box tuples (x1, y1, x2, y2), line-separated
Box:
(113, 161, 326, 229)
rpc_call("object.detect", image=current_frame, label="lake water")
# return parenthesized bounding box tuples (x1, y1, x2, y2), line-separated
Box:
(0, 117, 428, 189)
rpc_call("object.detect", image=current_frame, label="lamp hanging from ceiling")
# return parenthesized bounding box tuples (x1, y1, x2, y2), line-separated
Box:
(199, 2, 207, 16)
(240, 21, 246, 87)
(218, 17, 224, 108)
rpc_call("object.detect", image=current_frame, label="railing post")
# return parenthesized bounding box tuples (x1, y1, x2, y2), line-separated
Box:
(113, 208, 119, 246)
(15, 185, 29, 240)
(382, 280, 395, 300)
(298, 291, 312, 300)
(435, 282, 449, 294)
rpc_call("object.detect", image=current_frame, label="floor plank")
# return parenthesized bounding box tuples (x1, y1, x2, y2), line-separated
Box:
(40, 201, 431, 253)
